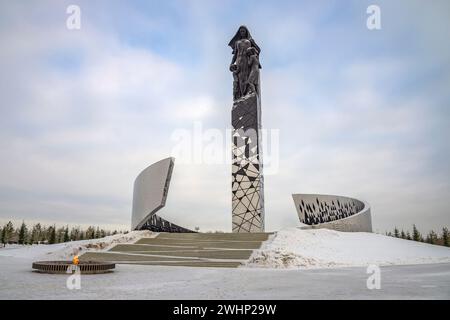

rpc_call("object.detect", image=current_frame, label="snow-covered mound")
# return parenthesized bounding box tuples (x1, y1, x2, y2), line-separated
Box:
(246, 228, 450, 269)
(0, 230, 155, 261)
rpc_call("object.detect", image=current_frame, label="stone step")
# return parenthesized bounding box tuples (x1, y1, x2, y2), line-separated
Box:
(153, 232, 272, 241)
(81, 252, 200, 262)
(110, 249, 253, 260)
(121, 261, 243, 268)
(133, 239, 264, 249)
(80, 232, 272, 268)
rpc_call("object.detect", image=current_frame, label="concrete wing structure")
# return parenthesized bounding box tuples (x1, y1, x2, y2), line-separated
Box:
(131, 157, 193, 233)
(292, 194, 372, 232)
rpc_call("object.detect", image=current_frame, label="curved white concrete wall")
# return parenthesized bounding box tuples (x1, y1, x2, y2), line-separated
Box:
(292, 194, 372, 232)
(131, 157, 193, 232)
(131, 157, 175, 230)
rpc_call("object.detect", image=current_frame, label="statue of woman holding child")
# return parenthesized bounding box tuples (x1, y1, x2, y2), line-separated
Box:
(228, 26, 261, 100)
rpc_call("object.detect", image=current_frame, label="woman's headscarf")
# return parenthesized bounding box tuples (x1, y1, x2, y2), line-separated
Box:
(228, 25, 261, 55)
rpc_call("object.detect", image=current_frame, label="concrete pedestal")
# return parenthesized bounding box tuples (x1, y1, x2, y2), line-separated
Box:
(231, 94, 265, 232)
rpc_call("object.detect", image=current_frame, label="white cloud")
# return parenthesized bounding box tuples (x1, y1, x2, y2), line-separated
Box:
(0, 0, 449, 234)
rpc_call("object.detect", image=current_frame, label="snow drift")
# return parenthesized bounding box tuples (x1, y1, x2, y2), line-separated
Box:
(0, 230, 155, 260)
(245, 228, 450, 269)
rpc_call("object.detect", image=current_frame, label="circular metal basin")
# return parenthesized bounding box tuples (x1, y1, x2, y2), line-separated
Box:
(32, 261, 115, 274)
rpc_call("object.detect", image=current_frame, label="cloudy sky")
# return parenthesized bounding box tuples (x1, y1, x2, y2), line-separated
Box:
(0, 0, 449, 233)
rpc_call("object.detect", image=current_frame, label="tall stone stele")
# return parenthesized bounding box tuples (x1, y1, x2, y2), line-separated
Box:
(229, 25, 265, 233)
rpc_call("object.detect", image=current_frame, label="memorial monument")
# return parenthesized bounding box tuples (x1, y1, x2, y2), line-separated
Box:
(229, 26, 265, 233)
(128, 27, 372, 235)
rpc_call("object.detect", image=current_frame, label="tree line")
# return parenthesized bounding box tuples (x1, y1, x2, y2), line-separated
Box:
(385, 224, 449, 247)
(0, 221, 128, 245)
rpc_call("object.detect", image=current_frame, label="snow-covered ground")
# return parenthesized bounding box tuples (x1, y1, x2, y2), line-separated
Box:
(246, 228, 450, 269)
(0, 230, 155, 260)
(1, 228, 449, 269)
(0, 257, 449, 299)
(1, 228, 450, 299)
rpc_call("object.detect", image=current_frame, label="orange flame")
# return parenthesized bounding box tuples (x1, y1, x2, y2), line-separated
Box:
(72, 255, 79, 265)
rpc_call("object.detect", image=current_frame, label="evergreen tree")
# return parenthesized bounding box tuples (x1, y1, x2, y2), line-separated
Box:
(432, 230, 438, 244)
(95, 227, 100, 239)
(426, 230, 438, 245)
(56, 227, 66, 243)
(69, 227, 76, 241)
(400, 230, 406, 239)
(412, 224, 421, 242)
(442, 227, 449, 247)
(41, 226, 48, 242)
(2, 221, 14, 244)
(48, 225, 56, 244)
(63, 226, 70, 242)
(1, 222, 124, 244)
(8, 222, 15, 242)
(1, 225, 6, 245)
(406, 231, 411, 240)
(18, 221, 28, 245)
(428, 232, 437, 244)
(394, 227, 399, 238)
(31, 223, 42, 244)
(15, 227, 21, 242)
(86, 226, 95, 239)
